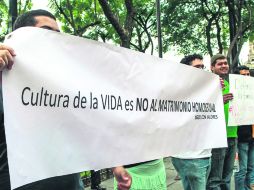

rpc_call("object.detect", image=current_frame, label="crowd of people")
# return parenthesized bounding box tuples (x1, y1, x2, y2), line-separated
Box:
(171, 55, 254, 190)
(0, 9, 253, 190)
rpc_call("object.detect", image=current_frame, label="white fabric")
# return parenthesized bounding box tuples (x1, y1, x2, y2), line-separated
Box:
(172, 149, 212, 159)
(228, 74, 254, 125)
(3, 27, 227, 189)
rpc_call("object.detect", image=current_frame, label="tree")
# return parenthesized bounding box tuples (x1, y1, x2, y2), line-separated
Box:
(225, 0, 254, 71)
(162, 0, 229, 56)
(98, 0, 135, 48)
(131, 1, 157, 54)
(49, 0, 101, 37)
(162, 0, 254, 69)
(98, 0, 158, 53)
(18, 0, 32, 14)
(0, 1, 8, 41)
(0, 0, 32, 42)
(50, 0, 157, 54)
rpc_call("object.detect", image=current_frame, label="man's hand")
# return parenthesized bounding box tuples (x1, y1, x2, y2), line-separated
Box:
(219, 77, 225, 89)
(0, 44, 16, 71)
(223, 93, 233, 104)
(113, 166, 132, 190)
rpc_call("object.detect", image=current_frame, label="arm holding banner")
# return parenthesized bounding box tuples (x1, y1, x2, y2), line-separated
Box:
(219, 77, 225, 89)
(223, 93, 233, 104)
(219, 77, 233, 104)
(0, 44, 16, 71)
(113, 166, 132, 190)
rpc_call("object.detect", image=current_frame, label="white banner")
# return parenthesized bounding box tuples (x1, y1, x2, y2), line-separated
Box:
(3, 27, 227, 189)
(228, 74, 254, 125)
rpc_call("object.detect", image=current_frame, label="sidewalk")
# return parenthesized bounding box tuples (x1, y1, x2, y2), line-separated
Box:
(88, 157, 183, 190)
(87, 157, 236, 190)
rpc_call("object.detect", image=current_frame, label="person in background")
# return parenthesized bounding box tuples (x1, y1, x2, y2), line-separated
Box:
(171, 54, 212, 190)
(207, 54, 238, 190)
(0, 9, 83, 190)
(234, 65, 254, 190)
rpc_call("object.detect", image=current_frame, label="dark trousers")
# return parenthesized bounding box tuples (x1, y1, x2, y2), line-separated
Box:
(0, 170, 11, 190)
(207, 138, 237, 190)
(0, 171, 83, 190)
(91, 170, 101, 189)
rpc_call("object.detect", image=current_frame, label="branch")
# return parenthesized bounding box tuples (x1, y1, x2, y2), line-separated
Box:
(124, 0, 135, 35)
(227, 23, 243, 59)
(22, 0, 29, 13)
(98, 0, 126, 41)
(77, 21, 101, 36)
(53, 0, 73, 30)
(133, 26, 143, 51)
(231, 36, 244, 71)
(130, 41, 141, 51)
(215, 19, 223, 53)
(201, 0, 209, 20)
(66, 0, 77, 34)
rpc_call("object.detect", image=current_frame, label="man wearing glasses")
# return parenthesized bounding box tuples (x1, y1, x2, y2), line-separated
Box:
(171, 54, 212, 190)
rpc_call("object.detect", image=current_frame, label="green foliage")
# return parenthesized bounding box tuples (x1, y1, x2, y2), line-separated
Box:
(80, 170, 91, 178)
(162, 0, 226, 55)
(50, 0, 157, 53)
(50, 0, 103, 38)
(241, 1, 254, 42)
(50, 0, 253, 56)
(18, 0, 32, 14)
(1, 0, 251, 57)
(85, 1, 121, 44)
(0, 1, 8, 42)
(131, 0, 157, 53)
(0, 0, 32, 42)
(162, 0, 254, 57)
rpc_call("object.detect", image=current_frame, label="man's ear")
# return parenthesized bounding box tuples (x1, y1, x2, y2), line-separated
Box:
(211, 66, 214, 73)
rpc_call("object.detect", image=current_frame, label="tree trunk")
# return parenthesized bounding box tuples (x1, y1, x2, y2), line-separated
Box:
(98, 0, 135, 48)
(9, 0, 17, 32)
(226, 0, 238, 72)
(206, 19, 213, 57)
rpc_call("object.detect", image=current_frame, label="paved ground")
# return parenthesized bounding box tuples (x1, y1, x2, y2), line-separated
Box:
(86, 157, 235, 190)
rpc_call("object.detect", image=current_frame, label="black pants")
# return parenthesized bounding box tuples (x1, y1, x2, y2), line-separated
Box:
(91, 170, 101, 189)
(0, 171, 83, 190)
(0, 171, 11, 190)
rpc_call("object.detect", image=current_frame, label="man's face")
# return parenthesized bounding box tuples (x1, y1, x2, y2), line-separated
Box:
(211, 58, 229, 76)
(191, 59, 205, 69)
(239, 69, 250, 76)
(34, 16, 60, 32)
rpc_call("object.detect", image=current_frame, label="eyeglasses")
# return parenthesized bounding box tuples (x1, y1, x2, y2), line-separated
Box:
(193, 65, 206, 69)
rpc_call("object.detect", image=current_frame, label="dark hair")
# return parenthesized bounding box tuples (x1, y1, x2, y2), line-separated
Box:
(180, 54, 203, 66)
(210, 54, 226, 66)
(234, 65, 250, 74)
(13, 9, 56, 30)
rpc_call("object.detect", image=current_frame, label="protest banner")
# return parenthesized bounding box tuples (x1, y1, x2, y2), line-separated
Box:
(3, 27, 227, 189)
(228, 74, 254, 126)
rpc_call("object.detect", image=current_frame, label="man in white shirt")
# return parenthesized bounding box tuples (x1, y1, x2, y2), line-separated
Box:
(171, 54, 211, 190)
